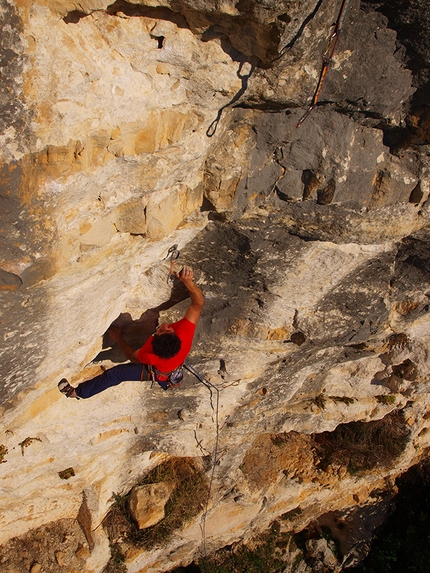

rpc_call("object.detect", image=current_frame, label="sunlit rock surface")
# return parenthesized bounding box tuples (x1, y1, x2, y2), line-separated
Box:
(1, 0, 429, 571)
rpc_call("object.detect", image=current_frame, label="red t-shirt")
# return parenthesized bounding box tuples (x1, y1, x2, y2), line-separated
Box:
(136, 318, 196, 374)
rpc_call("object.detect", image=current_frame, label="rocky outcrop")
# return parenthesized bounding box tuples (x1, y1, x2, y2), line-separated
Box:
(0, 0, 429, 572)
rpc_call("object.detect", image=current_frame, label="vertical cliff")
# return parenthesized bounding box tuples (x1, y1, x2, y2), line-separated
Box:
(0, 0, 429, 572)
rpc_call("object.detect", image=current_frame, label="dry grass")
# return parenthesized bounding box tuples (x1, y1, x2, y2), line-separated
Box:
(386, 333, 410, 351)
(313, 410, 410, 474)
(103, 457, 209, 555)
(0, 444, 7, 463)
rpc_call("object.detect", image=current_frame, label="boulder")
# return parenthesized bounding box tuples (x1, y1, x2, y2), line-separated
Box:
(129, 482, 176, 529)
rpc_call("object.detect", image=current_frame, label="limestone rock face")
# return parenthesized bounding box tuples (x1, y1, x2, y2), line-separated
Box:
(1, 0, 430, 572)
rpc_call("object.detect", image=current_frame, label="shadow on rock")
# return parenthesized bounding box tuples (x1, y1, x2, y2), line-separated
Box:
(93, 279, 190, 363)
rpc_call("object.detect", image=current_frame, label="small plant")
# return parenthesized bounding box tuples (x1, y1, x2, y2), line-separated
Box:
(312, 394, 326, 410)
(377, 395, 396, 405)
(109, 492, 131, 507)
(103, 543, 127, 573)
(331, 396, 356, 405)
(281, 506, 303, 521)
(386, 333, 410, 351)
(0, 444, 8, 463)
(271, 434, 287, 447)
(320, 525, 341, 560)
(197, 527, 292, 573)
(18, 437, 42, 456)
(58, 467, 75, 480)
(292, 553, 304, 572)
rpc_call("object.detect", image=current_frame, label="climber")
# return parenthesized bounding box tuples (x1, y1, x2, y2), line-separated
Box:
(58, 266, 204, 399)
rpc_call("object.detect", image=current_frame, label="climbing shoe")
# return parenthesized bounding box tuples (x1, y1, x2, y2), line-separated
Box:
(58, 379, 79, 399)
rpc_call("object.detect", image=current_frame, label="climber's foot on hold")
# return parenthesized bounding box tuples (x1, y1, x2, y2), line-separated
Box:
(58, 379, 79, 399)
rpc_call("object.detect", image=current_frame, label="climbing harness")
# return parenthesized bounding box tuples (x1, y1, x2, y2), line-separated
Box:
(163, 244, 180, 283)
(296, 0, 352, 128)
(184, 361, 221, 562)
(147, 364, 184, 390)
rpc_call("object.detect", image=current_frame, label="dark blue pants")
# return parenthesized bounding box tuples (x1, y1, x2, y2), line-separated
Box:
(75, 363, 150, 399)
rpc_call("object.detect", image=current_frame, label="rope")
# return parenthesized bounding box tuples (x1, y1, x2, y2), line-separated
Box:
(184, 361, 220, 567)
(296, 0, 352, 128)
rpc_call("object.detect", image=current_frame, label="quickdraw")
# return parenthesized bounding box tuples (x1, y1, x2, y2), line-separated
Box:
(296, 0, 352, 128)
(163, 244, 180, 283)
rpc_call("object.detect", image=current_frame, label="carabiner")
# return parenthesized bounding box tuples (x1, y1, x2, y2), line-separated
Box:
(163, 244, 180, 282)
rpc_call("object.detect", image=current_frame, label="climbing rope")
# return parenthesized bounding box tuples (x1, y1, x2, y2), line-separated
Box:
(296, 0, 352, 128)
(162, 244, 180, 283)
(184, 361, 221, 565)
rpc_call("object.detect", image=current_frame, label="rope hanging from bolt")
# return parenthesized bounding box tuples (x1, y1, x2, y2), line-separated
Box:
(296, 0, 352, 128)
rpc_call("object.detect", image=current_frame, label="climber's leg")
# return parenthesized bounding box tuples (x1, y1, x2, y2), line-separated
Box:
(74, 363, 150, 399)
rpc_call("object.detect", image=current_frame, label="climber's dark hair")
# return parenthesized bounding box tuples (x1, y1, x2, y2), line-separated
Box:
(152, 332, 181, 359)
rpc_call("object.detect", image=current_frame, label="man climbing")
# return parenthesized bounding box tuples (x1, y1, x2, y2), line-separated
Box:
(58, 266, 204, 399)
